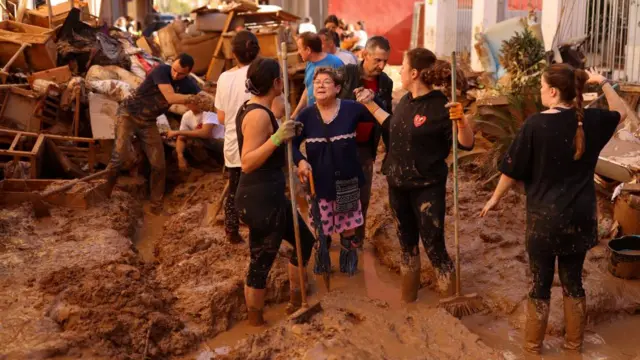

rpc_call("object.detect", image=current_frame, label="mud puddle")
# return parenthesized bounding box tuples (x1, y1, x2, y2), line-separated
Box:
(183, 242, 445, 358)
(463, 313, 640, 359)
(133, 206, 168, 262)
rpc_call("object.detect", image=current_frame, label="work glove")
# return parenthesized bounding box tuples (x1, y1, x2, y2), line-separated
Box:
(271, 120, 303, 146)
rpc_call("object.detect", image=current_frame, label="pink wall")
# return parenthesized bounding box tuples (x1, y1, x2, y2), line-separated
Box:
(328, 0, 416, 65)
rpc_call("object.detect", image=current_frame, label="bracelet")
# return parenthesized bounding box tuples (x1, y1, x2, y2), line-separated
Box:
(599, 79, 613, 88)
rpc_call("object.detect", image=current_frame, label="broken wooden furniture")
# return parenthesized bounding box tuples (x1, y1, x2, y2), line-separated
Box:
(0, 129, 98, 179)
(0, 175, 108, 211)
(24, 0, 92, 29)
(0, 85, 63, 132)
(0, 20, 57, 72)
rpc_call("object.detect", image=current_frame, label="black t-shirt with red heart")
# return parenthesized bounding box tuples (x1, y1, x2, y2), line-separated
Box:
(381, 90, 472, 189)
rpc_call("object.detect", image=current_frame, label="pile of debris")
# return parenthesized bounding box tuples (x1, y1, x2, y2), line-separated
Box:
(0, 0, 303, 205)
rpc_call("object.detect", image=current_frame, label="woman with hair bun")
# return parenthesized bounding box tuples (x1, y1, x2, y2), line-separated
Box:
(234, 58, 315, 326)
(481, 65, 627, 354)
(355, 48, 475, 304)
(215, 30, 261, 244)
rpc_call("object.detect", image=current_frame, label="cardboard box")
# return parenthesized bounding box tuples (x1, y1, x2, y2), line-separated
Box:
(88, 92, 117, 140)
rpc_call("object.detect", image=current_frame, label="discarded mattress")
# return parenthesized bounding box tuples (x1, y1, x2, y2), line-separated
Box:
(596, 135, 640, 183)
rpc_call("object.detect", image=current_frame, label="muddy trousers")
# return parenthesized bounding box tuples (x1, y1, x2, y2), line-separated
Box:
(356, 146, 374, 242)
(224, 167, 241, 235)
(528, 251, 587, 300)
(388, 182, 454, 274)
(244, 201, 315, 289)
(107, 114, 166, 205)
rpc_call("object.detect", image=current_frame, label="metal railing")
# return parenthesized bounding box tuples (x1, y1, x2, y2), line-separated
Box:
(583, 0, 640, 83)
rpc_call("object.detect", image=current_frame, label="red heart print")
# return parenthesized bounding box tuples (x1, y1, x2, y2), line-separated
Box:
(414, 114, 427, 127)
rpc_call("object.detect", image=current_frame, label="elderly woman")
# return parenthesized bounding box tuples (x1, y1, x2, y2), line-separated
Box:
(293, 67, 373, 275)
(355, 48, 474, 303)
(480, 65, 627, 354)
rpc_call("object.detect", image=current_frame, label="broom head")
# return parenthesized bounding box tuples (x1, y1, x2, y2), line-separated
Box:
(438, 293, 483, 318)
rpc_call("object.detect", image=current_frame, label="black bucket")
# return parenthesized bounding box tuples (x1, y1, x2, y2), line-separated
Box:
(608, 236, 640, 279)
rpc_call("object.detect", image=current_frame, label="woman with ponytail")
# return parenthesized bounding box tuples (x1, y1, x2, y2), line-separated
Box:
(235, 58, 315, 326)
(355, 48, 475, 303)
(480, 64, 627, 354)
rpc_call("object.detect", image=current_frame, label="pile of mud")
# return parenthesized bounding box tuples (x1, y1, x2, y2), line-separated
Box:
(367, 163, 640, 336)
(220, 292, 500, 360)
(0, 191, 198, 359)
(153, 172, 292, 340)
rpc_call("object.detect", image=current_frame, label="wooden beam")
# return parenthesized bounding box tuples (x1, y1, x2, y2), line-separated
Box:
(0, 149, 32, 156)
(8, 134, 20, 151)
(45, 0, 54, 28)
(16, 0, 27, 23)
(205, 11, 235, 81)
(31, 134, 45, 155)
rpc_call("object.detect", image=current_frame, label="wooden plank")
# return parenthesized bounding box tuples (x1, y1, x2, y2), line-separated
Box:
(0, 149, 32, 155)
(27, 65, 71, 86)
(205, 11, 235, 81)
(58, 146, 89, 152)
(8, 134, 20, 151)
(88, 142, 95, 172)
(16, 0, 27, 23)
(31, 134, 45, 155)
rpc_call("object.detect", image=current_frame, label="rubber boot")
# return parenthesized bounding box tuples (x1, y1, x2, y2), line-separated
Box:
(523, 297, 550, 354)
(285, 288, 302, 315)
(245, 285, 265, 327)
(247, 307, 265, 326)
(563, 296, 586, 352)
(400, 253, 421, 303)
(435, 268, 456, 297)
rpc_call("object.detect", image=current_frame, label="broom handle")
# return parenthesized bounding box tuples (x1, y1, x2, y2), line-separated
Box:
(451, 52, 461, 297)
(281, 42, 309, 308)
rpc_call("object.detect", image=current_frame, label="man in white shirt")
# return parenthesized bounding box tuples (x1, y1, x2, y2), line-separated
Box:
(318, 28, 357, 65)
(167, 102, 224, 170)
(298, 17, 316, 34)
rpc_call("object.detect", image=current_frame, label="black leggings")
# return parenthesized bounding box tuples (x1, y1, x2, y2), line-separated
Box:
(528, 251, 587, 300)
(236, 178, 314, 289)
(224, 167, 241, 234)
(388, 182, 454, 274)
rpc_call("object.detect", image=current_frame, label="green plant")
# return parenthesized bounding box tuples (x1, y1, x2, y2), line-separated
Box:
(499, 27, 546, 95)
(473, 92, 544, 180)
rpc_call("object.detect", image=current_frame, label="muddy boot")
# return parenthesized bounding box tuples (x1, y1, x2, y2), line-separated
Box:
(247, 307, 265, 326)
(435, 268, 456, 297)
(563, 296, 586, 352)
(285, 288, 302, 315)
(523, 297, 550, 354)
(226, 231, 244, 244)
(400, 253, 421, 303)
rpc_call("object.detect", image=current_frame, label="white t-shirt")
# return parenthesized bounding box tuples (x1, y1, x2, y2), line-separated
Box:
(335, 49, 358, 65)
(298, 22, 317, 34)
(354, 30, 368, 48)
(180, 111, 225, 139)
(215, 65, 251, 168)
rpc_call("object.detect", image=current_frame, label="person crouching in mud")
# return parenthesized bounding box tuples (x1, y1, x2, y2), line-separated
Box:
(293, 67, 374, 275)
(480, 65, 627, 354)
(356, 48, 474, 303)
(234, 58, 315, 326)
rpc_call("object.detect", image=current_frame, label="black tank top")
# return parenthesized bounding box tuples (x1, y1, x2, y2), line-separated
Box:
(236, 101, 286, 173)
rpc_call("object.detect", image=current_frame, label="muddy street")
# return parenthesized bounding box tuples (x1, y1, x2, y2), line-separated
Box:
(0, 159, 638, 359)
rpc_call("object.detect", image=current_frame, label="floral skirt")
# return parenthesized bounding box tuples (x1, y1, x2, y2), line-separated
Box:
(309, 198, 364, 236)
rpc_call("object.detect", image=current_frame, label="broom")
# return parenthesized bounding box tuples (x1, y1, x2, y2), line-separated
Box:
(438, 51, 483, 318)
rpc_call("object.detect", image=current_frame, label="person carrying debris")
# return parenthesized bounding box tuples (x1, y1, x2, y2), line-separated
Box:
(355, 48, 474, 303)
(480, 65, 627, 354)
(104, 53, 201, 214)
(293, 67, 374, 276)
(339, 36, 393, 244)
(291, 32, 344, 119)
(215, 30, 261, 245)
(318, 28, 358, 65)
(235, 58, 314, 326)
(165, 101, 224, 170)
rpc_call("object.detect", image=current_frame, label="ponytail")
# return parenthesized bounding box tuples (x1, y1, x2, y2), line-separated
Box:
(543, 64, 590, 160)
(573, 69, 589, 160)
